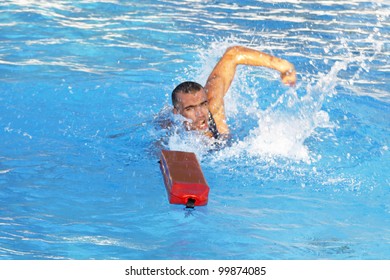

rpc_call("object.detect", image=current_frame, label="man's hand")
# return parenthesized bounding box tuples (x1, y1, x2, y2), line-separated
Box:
(281, 68, 296, 87)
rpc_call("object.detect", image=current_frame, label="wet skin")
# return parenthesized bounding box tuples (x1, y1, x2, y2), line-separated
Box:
(173, 89, 210, 132)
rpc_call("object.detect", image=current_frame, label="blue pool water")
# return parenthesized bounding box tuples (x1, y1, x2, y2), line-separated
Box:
(1, 0, 389, 260)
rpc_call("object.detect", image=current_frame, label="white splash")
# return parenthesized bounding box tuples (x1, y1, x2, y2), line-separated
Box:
(218, 60, 348, 163)
(254, 61, 346, 160)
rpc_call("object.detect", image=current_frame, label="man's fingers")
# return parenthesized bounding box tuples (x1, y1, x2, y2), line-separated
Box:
(281, 70, 296, 87)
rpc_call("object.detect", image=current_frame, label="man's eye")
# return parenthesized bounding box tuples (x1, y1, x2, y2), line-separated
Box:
(201, 101, 208, 107)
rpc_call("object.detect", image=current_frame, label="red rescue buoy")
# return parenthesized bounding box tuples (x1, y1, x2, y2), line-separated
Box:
(159, 150, 210, 207)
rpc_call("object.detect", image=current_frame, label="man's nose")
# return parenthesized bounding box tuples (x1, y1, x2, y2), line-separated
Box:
(195, 106, 205, 117)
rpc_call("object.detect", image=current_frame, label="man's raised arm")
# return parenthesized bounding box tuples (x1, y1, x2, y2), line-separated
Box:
(205, 46, 296, 134)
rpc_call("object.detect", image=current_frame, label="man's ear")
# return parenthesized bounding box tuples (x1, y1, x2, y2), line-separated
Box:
(173, 107, 179, 114)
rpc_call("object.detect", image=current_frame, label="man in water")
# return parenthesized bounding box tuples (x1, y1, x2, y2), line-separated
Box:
(171, 46, 297, 139)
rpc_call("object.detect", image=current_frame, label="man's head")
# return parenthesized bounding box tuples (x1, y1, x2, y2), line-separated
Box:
(172, 81, 209, 131)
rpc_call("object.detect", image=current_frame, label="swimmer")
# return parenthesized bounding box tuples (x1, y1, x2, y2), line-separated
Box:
(171, 46, 296, 139)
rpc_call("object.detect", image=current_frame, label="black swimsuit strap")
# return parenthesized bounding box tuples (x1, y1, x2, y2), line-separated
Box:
(208, 112, 220, 139)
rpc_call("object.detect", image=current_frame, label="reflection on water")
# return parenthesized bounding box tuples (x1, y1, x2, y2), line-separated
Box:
(1, 0, 389, 260)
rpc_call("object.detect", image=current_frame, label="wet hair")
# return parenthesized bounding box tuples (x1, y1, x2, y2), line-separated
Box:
(171, 81, 204, 108)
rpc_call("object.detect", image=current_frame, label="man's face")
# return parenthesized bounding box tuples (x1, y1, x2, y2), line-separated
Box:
(173, 89, 209, 131)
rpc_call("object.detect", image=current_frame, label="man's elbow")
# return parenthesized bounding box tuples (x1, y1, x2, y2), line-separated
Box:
(225, 45, 241, 55)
